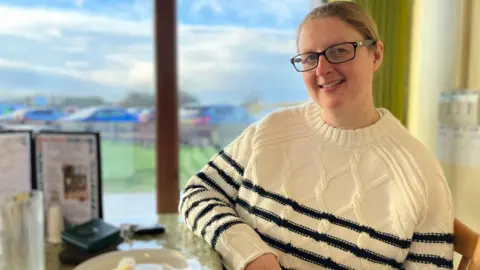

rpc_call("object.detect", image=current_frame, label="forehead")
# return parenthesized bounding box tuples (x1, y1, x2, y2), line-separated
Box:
(298, 16, 364, 53)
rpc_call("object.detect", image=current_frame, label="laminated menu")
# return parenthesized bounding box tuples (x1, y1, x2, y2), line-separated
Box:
(35, 131, 102, 228)
(0, 131, 34, 203)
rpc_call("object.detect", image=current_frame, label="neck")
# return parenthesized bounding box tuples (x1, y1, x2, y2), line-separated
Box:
(320, 103, 380, 130)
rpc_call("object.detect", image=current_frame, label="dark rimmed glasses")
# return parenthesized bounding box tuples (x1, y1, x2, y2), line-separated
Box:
(290, 39, 377, 72)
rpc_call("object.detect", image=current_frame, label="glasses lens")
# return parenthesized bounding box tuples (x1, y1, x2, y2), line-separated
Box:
(292, 53, 317, 71)
(325, 43, 355, 63)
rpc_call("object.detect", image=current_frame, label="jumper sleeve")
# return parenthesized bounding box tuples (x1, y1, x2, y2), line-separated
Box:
(179, 124, 279, 270)
(403, 172, 455, 269)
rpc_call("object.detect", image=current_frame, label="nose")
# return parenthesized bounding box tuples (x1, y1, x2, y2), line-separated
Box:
(315, 55, 333, 76)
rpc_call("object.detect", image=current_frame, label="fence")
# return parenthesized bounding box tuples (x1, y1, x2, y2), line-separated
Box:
(0, 119, 248, 151)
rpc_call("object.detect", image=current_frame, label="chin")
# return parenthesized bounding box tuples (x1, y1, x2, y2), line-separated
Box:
(321, 101, 344, 110)
(315, 94, 345, 110)
(309, 87, 347, 109)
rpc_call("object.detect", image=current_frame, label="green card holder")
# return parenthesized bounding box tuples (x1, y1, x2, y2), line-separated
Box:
(61, 218, 122, 253)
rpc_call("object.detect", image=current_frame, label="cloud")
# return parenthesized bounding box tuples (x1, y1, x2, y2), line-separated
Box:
(65, 61, 90, 69)
(185, 0, 308, 26)
(0, 4, 155, 91)
(233, 0, 307, 24)
(190, 0, 223, 15)
(74, 0, 86, 8)
(178, 24, 298, 92)
(0, 66, 122, 99)
(132, 0, 154, 19)
(0, 2, 307, 103)
(0, 5, 152, 42)
(0, 56, 154, 91)
(0, 57, 84, 79)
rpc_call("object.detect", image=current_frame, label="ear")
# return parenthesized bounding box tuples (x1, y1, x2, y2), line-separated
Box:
(373, 41, 384, 72)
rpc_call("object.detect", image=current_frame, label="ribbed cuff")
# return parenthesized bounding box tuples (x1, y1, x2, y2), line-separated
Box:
(216, 223, 279, 270)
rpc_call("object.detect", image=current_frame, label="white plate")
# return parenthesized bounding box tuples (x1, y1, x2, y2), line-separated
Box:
(73, 248, 191, 270)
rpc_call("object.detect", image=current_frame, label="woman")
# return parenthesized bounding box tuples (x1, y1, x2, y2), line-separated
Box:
(179, 1, 454, 269)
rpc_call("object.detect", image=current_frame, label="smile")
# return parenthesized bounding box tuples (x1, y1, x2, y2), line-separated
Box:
(319, 79, 345, 88)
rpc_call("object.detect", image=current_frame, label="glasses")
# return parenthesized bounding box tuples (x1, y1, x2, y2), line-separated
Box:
(290, 39, 376, 72)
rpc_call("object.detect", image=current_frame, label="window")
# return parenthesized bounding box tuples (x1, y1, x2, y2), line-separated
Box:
(0, 0, 156, 225)
(176, 1, 311, 190)
(2, 0, 316, 217)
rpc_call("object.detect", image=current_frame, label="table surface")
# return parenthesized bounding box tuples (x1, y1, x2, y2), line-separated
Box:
(45, 214, 222, 270)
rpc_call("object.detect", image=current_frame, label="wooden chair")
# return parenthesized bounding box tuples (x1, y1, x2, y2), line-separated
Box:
(455, 218, 480, 269)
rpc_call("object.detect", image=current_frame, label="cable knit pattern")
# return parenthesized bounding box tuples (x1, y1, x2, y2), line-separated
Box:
(179, 102, 454, 270)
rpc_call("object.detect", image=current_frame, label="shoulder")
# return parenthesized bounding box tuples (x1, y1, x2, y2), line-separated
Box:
(378, 108, 443, 176)
(387, 124, 453, 228)
(256, 102, 308, 124)
(221, 103, 311, 164)
(378, 111, 452, 217)
(252, 102, 312, 144)
(385, 117, 444, 180)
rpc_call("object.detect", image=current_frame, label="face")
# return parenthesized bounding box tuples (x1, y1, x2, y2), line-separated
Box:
(297, 16, 383, 111)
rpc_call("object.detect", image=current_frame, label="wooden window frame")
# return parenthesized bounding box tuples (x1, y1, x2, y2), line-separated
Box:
(155, 0, 179, 213)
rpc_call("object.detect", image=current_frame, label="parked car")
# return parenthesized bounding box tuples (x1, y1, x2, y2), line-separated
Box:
(59, 107, 139, 122)
(179, 104, 255, 147)
(0, 108, 64, 125)
(58, 106, 140, 136)
(64, 106, 78, 114)
(138, 108, 155, 123)
(127, 107, 150, 116)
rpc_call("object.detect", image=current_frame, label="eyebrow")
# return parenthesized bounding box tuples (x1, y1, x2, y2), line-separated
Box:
(299, 39, 358, 54)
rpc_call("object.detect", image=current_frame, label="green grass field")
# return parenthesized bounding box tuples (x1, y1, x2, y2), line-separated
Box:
(101, 141, 218, 193)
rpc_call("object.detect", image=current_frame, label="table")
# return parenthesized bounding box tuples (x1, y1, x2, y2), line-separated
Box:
(45, 214, 222, 269)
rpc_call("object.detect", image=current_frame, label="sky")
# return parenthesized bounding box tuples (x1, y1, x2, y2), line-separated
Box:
(0, 0, 311, 104)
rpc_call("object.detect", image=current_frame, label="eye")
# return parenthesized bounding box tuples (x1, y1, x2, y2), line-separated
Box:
(306, 54, 317, 61)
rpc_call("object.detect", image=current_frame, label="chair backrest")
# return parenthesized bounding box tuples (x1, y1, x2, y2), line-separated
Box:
(454, 218, 480, 269)
(458, 255, 470, 269)
(456, 232, 480, 269)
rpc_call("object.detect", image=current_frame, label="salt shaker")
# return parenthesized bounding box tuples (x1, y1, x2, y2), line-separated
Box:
(47, 191, 63, 244)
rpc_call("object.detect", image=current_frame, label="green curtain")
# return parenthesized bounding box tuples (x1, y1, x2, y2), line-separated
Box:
(329, 0, 412, 124)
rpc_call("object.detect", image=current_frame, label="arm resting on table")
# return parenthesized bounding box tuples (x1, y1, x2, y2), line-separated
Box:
(179, 125, 278, 270)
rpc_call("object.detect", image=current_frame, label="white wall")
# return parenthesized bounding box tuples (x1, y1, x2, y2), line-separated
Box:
(407, 0, 462, 152)
(408, 2, 480, 267)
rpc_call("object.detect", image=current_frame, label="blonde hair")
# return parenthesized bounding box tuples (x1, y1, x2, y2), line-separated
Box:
(296, 1, 380, 51)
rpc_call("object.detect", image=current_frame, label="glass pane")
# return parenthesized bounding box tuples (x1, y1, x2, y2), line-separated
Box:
(0, 0, 156, 226)
(177, 2, 310, 190)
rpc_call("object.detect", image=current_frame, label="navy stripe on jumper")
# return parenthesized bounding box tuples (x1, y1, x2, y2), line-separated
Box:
(208, 161, 241, 190)
(412, 232, 454, 244)
(211, 220, 244, 248)
(237, 198, 403, 269)
(196, 172, 235, 205)
(192, 202, 229, 232)
(179, 188, 207, 211)
(241, 179, 411, 249)
(183, 197, 226, 220)
(254, 228, 353, 270)
(182, 184, 206, 194)
(406, 253, 453, 269)
(201, 212, 240, 239)
(219, 150, 244, 176)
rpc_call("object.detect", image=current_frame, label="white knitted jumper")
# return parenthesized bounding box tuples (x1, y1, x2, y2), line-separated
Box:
(179, 102, 454, 270)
